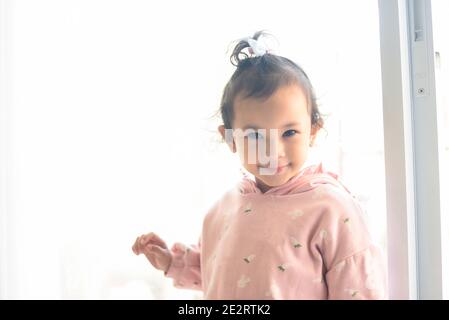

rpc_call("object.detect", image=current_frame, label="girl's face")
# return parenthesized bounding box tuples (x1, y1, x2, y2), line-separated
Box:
(219, 84, 318, 193)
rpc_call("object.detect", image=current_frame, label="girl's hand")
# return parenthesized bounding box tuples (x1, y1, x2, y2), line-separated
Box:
(132, 232, 173, 273)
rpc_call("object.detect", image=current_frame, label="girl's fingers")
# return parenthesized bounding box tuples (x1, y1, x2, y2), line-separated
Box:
(143, 240, 167, 251)
(140, 232, 155, 245)
(149, 245, 165, 255)
(141, 232, 168, 249)
(144, 245, 168, 260)
(142, 246, 159, 264)
(133, 236, 145, 254)
(133, 232, 169, 258)
(144, 245, 170, 270)
(141, 244, 172, 272)
(142, 246, 155, 257)
(132, 237, 139, 254)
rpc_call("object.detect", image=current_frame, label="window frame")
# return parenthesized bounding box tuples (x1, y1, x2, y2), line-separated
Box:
(378, 0, 443, 299)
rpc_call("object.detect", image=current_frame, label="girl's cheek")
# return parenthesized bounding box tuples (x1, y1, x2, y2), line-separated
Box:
(236, 139, 259, 165)
(234, 139, 248, 163)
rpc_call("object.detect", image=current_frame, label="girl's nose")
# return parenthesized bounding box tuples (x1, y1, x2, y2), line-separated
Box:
(266, 136, 286, 158)
(261, 138, 286, 167)
(276, 140, 286, 157)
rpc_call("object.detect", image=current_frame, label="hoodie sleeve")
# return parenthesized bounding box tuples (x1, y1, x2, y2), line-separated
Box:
(316, 186, 388, 300)
(164, 237, 202, 291)
(325, 244, 388, 299)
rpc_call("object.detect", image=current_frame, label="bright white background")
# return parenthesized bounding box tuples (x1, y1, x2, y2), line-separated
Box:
(1, 0, 430, 299)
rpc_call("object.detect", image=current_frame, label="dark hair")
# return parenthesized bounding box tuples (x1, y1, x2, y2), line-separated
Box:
(219, 31, 324, 131)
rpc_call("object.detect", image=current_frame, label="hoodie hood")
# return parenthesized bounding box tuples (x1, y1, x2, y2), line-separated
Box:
(238, 162, 352, 196)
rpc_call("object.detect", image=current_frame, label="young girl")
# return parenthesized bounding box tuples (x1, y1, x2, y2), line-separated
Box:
(132, 31, 388, 300)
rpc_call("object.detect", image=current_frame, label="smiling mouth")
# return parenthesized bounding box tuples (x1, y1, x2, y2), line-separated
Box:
(258, 163, 290, 174)
(276, 164, 289, 173)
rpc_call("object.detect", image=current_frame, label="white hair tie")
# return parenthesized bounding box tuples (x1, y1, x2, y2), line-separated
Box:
(247, 37, 270, 57)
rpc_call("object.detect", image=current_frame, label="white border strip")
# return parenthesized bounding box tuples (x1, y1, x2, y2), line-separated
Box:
(0, 0, 10, 299)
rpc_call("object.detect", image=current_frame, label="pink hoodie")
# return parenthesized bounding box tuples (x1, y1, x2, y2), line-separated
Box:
(164, 163, 388, 299)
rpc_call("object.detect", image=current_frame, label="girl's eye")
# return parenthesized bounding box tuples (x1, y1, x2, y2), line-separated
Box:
(283, 129, 298, 137)
(247, 132, 264, 140)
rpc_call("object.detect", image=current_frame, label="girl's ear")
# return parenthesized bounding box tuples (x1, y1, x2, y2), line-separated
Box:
(218, 125, 236, 153)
